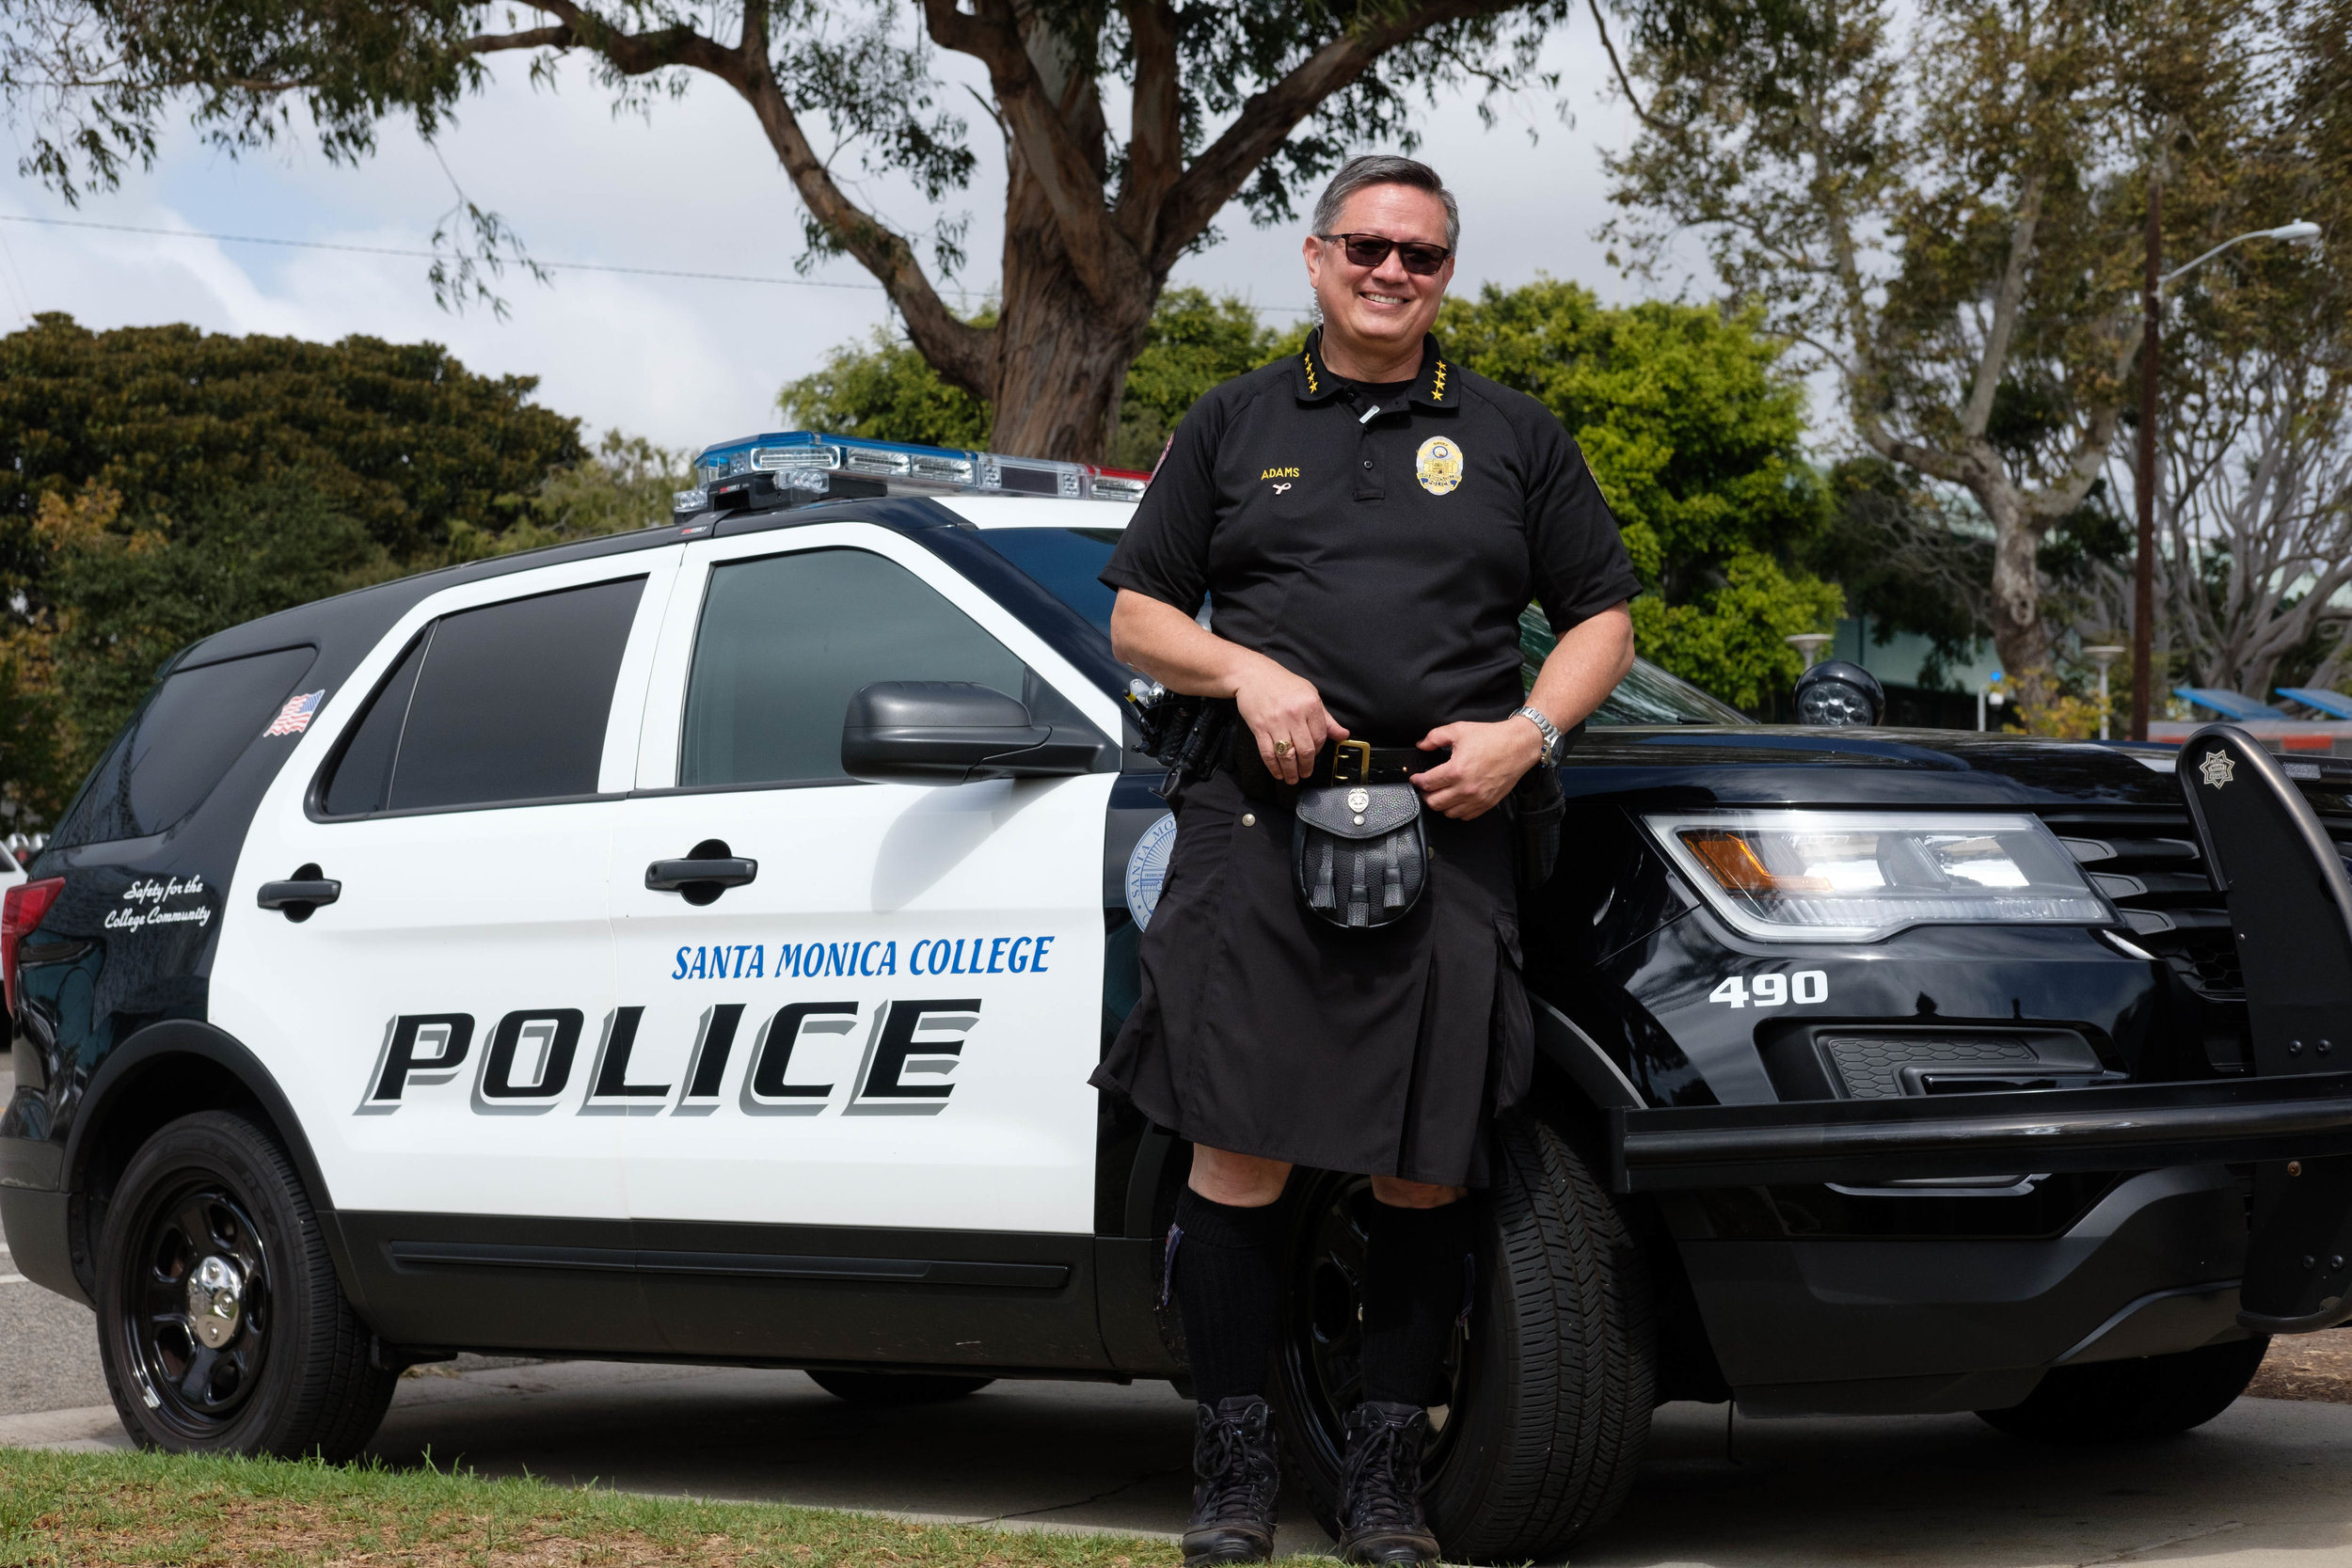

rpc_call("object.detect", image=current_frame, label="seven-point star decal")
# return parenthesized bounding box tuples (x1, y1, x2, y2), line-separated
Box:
(2199, 750, 2236, 788)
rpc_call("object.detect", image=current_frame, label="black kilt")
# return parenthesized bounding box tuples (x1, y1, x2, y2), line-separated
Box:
(1093, 768, 1533, 1188)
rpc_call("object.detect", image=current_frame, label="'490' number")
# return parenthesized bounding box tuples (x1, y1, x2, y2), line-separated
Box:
(1708, 972, 1828, 1008)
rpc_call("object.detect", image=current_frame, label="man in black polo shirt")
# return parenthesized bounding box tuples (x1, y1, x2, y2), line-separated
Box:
(1095, 154, 1639, 1565)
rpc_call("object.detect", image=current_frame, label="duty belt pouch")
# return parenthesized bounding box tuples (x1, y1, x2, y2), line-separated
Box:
(1508, 764, 1566, 890)
(1293, 782, 1427, 929)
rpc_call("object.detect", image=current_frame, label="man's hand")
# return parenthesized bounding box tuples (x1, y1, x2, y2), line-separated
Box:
(1410, 717, 1544, 820)
(1111, 590, 1347, 784)
(1235, 660, 1347, 785)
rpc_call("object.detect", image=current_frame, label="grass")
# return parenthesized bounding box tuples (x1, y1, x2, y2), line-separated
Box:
(0, 1447, 1187, 1567)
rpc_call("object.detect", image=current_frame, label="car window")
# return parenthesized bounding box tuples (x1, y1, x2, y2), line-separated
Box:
(681, 546, 1061, 788)
(50, 645, 319, 848)
(969, 527, 1122, 638)
(320, 577, 644, 815)
(1590, 658, 1749, 725)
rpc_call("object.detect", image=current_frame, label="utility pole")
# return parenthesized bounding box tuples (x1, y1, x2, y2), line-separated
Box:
(2131, 180, 2161, 742)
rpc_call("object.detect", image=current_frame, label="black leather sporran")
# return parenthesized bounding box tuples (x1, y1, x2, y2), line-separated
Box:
(1292, 782, 1428, 929)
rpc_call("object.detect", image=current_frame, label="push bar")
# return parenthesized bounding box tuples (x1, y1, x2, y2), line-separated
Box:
(1611, 1070, 2352, 1193)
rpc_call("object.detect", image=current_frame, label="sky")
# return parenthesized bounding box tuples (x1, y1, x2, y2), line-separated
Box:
(0, 16, 1691, 453)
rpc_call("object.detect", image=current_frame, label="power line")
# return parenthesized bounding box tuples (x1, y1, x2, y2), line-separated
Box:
(0, 212, 918, 293)
(0, 209, 1317, 314)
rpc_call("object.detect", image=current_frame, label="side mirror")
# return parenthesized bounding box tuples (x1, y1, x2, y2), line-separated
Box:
(1795, 660, 1886, 727)
(842, 681, 1113, 784)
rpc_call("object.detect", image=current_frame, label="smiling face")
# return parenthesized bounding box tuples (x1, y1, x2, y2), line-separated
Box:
(1303, 182, 1456, 381)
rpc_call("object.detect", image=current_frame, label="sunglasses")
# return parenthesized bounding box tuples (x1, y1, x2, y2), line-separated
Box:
(1318, 232, 1452, 276)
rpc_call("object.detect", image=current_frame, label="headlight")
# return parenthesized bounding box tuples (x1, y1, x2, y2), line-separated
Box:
(1645, 810, 2111, 942)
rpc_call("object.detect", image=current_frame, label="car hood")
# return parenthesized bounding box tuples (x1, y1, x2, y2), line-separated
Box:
(1560, 726, 2183, 808)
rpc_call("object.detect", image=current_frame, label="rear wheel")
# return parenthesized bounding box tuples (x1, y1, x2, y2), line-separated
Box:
(1270, 1116, 1656, 1561)
(1978, 1337, 2269, 1443)
(805, 1370, 995, 1404)
(95, 1110, 396, 1461)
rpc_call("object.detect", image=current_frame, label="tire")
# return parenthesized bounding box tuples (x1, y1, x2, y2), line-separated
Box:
(1977, 1336, 2270, 1444)
(94, 1110, 397, 1461)
(1270, 1116, 1656, 1561)
(805, 1370, 995, 1404)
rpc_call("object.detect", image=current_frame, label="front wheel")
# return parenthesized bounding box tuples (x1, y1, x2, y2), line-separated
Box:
(1977, 1337, 2269, 1443)
(1271, 1116, 1657, 1561)
(95, 1110, 397, 1461)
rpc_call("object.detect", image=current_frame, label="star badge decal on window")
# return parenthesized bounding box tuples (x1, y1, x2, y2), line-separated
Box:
(2198, 750, 2236, 788)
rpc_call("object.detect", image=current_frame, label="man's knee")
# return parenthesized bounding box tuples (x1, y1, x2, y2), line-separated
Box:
(1189, 1146, 1294, 1207)
(1369, 1176, 1468, 1209)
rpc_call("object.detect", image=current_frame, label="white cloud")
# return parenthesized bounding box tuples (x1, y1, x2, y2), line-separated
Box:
(0, 19, 1701, 451)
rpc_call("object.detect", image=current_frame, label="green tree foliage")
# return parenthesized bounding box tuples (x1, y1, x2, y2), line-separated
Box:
(0, 0, 1583, 463)
(0, 316, 600, 821)
(777, 288, 1283, 469)
(1440, 279, 1839, 709)
(0, 314, 584, 564)
(778, 327, 995, 453)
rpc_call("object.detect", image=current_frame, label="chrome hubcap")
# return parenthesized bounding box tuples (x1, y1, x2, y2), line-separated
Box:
(184, 1254, 246, 1349)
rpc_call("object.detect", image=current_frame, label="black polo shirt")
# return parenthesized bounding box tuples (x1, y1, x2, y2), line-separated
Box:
(1102, 329, 1642, 743)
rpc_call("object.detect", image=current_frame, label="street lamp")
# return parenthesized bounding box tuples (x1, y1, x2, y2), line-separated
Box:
(2130, 217, 2324, 740)
(2084, 644, 2125, 741)
(1786, 632, 1833, 666)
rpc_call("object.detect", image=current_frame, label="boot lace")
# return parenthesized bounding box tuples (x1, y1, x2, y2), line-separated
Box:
(1195, 1403, 1279, 1525)
(1343, 1410, 1427, 1533)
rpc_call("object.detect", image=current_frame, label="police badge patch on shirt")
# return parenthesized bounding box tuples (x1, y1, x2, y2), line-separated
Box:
(1416, 436, 1463, 496)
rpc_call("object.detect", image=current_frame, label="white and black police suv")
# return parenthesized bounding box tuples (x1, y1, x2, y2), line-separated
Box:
(11, 427, 2352, 1558)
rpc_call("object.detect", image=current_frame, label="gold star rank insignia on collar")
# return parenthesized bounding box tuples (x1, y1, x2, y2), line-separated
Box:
(1416, 436, 1463, 496)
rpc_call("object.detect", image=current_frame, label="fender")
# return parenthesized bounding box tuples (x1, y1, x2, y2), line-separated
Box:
(63, 1019, 369, 1313)
(1530, 993, 1645, 1111)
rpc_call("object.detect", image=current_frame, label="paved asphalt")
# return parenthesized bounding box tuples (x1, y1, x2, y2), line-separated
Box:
(12, 1035, 2352, 1563)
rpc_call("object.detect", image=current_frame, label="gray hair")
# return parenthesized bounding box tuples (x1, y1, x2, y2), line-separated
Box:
(1310, 154, 1460, 251)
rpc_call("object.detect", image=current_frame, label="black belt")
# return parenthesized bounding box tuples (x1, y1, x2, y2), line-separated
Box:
(1229, 730, 1446, 794)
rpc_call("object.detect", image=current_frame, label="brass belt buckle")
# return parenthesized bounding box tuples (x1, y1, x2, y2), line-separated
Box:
(1330, 739, 1373, 784)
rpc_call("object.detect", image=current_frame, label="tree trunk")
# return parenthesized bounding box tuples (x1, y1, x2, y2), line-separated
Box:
(988, 266, 1152, 460)
(1978, 477, 2054, 709)
(986, 153, 1156, 461)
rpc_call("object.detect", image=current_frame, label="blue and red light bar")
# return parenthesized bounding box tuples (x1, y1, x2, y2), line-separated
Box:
(675, 431, 1149, 516)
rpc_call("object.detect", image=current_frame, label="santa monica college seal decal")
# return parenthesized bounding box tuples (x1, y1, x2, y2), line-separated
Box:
(1415, 436, 1463, 496)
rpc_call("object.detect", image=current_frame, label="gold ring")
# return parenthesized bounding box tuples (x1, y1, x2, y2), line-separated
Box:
(1273, 739, 1294, 757)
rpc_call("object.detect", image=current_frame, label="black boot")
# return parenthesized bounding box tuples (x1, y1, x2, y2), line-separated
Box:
(1337, 1401, 1440, 1565)
(1183, 1395, 1281, 1566)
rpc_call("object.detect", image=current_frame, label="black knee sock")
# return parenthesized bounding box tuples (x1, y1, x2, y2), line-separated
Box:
(1359, 1198, 1477, 1408)
(1170, 1187, 1285, 1407)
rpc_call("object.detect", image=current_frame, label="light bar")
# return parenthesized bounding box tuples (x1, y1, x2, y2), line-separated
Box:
(680, 430, 1149, 516)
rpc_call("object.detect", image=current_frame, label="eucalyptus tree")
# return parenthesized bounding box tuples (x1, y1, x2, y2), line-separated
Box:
(1602, 0, 2302, 705)
(0, 0, 1580, 460)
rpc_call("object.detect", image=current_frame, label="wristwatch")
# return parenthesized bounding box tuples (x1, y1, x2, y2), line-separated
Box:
(1513, 705, 1565, 765)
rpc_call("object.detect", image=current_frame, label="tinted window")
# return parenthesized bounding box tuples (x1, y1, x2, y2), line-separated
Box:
(320, 632, 427, 816)
(681, 548, 1031, 787)
(970, 527, 1121, 637)
(319, 578, 644, 815)
(50, 647, 318, 848)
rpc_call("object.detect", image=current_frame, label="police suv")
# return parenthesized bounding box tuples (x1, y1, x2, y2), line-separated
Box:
(10, 428, 2352, 1560)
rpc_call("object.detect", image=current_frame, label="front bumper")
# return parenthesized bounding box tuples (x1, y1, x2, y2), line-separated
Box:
(1613, 1070, 2352, 1192)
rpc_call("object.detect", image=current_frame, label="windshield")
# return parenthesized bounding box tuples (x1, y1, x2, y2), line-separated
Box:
(972, 526, 1746, 724)
(1589, 658, 1747, 725)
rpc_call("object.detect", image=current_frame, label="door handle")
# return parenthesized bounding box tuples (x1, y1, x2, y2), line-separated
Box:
(258, 863, 340, 923)
(645, 839, 757, 906)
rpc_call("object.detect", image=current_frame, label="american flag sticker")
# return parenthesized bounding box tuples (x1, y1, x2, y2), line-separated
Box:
(264, 690, 326, 738)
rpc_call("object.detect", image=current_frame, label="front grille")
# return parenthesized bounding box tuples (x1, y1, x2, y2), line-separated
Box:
(2038, 810, 2242, 999)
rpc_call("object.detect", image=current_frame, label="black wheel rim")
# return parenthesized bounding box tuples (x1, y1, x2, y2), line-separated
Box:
(1278, 1171, 1468, 1482)
(117, 1177, 270, 1437)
